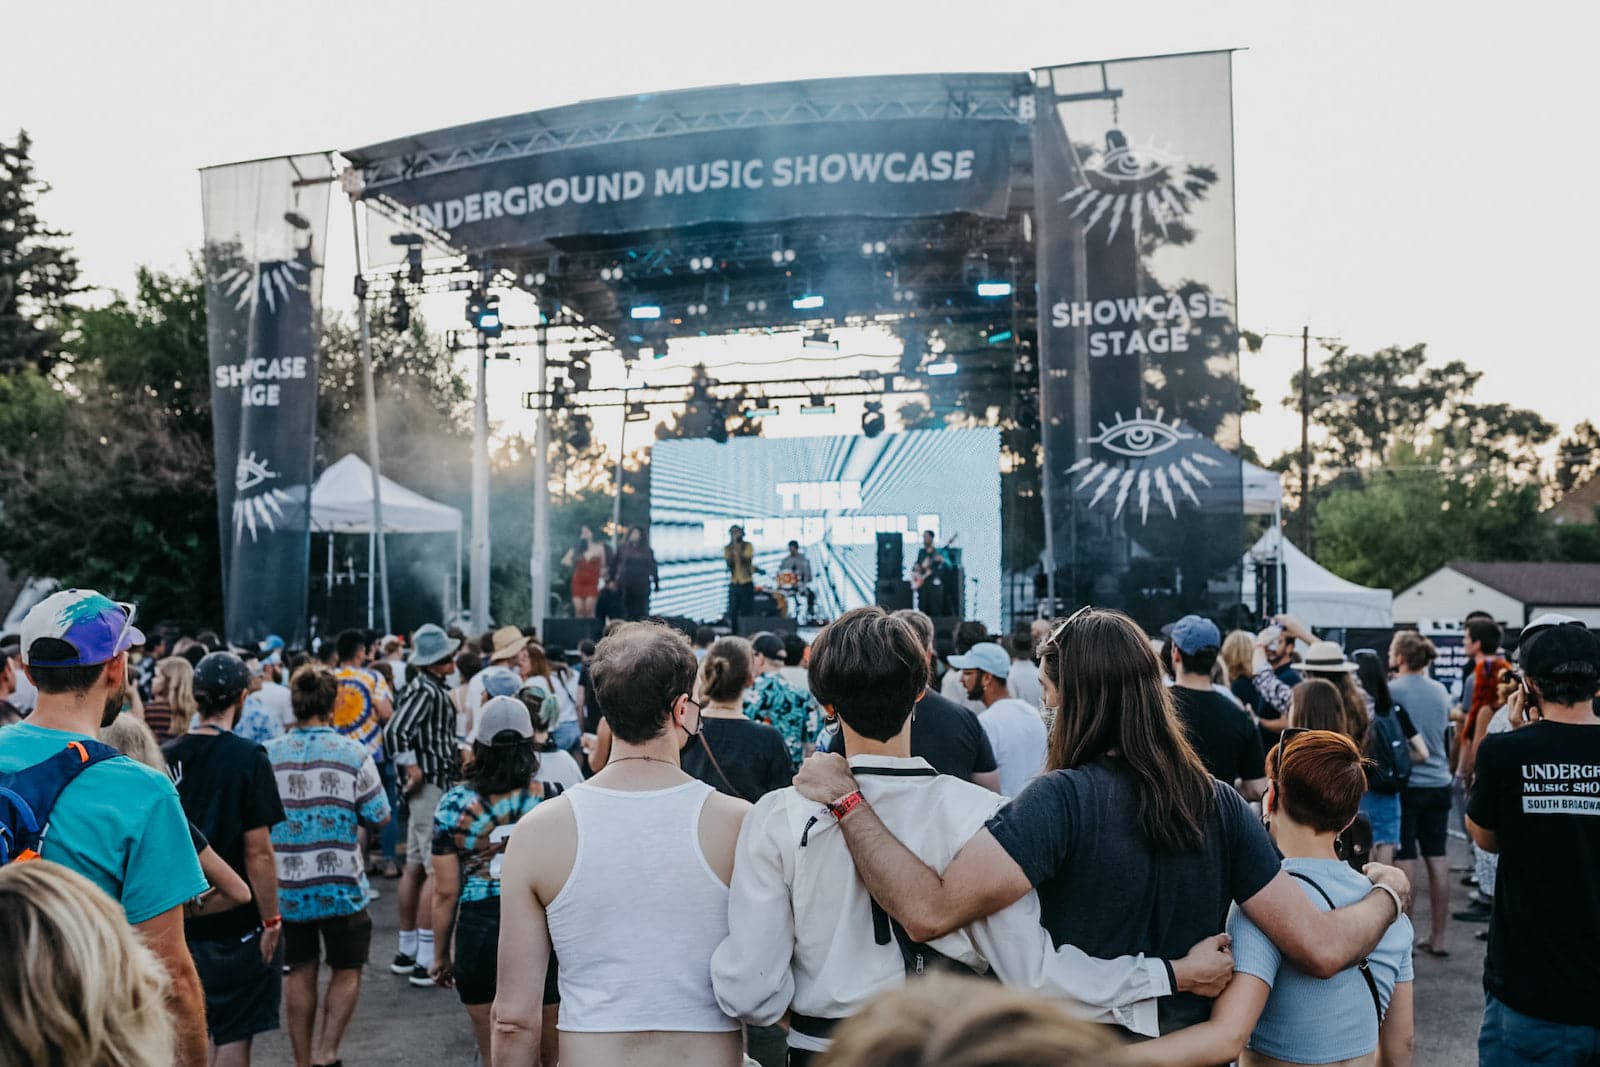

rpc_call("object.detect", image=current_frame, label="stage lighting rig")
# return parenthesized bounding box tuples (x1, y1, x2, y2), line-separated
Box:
(567, 354, 592, 391)
(802, 330, 836, 351)
(567, 412, 593, 450)
(466, 289, 502, 337)
(861, 400, 885, 438)
(389, 276, 411, 332)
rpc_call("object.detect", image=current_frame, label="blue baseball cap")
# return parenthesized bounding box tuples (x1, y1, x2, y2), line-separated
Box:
(948, 642, 1011, 680)
(1170, 615, 1222, 655)
(478, 665, 522, 699)
(19, 589, 145, 667)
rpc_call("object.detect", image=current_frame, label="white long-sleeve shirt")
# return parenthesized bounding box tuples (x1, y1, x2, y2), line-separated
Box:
(709, 754, 1170, 1052)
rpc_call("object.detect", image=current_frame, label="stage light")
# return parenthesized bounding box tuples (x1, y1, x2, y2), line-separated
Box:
(601, 265, 623, 282)
(757, 299, 768, 311)
(567, 412, 593, 450)
(926, 361, 958, 376)
(389, 284, 410, 332)
(568, 357, 592, 391)
(466, 289, 501, 337)
(792, 294, 824, 311)
(784, 248, 796, 263)
(976, 281, 1012, 298)
(651, 339, 670, 360)
(861, 400, 885, 439)
(771, 250, 785, 266)
(801, 394, 835, 415)
(803, 330, 836, 351)
(986, 330, 1014, 345)
(744, 406, 780, 419)
(874, 241, 887, 254)
(406, 247, 424, 285)
(625, 401, 650, 422)
(746, 300, 758, 312)
(630, 305, 662, 320)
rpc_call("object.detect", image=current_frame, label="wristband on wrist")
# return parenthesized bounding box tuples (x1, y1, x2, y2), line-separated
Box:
(1161, 957, 1178, 995)
(1369, 883, 1403, 919)
(826, 790, 864, 821)
(262, 914, 283, 930)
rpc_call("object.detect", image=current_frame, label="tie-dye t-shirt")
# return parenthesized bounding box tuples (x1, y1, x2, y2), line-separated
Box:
(431, 781, 558, 903)
(265, 727, 390, 922)
(332, 666, 391, 760)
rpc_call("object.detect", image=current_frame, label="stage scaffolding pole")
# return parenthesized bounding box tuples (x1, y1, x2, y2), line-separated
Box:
(470, 277, 492, 629)
(349, 199, 392, 636)
(530, 314, 551, 634)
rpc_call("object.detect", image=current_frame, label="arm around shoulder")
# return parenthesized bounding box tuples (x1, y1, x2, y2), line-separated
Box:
(1239, 868, 1403, 980)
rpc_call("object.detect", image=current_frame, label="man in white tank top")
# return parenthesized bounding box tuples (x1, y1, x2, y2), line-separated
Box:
(493, 622, 750, 1067)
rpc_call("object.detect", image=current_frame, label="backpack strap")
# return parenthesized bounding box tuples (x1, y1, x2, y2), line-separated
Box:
(1288, 871, 1383, 1021)
(0, 740, 124, 864)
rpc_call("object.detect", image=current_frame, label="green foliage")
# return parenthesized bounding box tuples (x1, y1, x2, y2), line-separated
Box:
(1555, 420, 1600, 494)
(0, 131, 83, 372)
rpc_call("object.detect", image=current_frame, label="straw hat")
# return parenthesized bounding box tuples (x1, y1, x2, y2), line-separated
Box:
(487, 625, 529, 664)
(1298, 640, 1358, 674)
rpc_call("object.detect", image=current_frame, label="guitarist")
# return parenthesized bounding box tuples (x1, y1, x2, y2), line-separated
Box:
(911, 531, 955, 616)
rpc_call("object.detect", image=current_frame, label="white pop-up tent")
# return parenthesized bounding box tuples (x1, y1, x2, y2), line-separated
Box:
(1242, 526, 1393, 629)
(1242, 459, 1284, 516)
(310, 454, 463, 624)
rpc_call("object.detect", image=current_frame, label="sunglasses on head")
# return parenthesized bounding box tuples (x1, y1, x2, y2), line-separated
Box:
(1272, 726, 1310, 762)
(1045, 605, 1095, 648)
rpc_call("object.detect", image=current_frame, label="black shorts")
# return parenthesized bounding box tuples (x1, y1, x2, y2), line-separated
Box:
(453, 898, 560, 1007)
(283, 909, 373, 971)
(1397, 785, 1453, 860)
(189, 929, 282, 1045)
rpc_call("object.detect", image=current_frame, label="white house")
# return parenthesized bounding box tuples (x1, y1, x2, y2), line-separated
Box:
(1395, 561, 1600, 629)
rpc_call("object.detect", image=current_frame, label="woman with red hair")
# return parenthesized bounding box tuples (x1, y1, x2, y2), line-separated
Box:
(1143, 730, 1416, 1066)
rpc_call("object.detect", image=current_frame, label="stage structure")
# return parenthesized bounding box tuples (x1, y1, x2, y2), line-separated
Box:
(201, 53, 1243, 642)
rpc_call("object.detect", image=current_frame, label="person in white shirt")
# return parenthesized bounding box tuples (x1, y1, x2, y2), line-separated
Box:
(255, 654, 295, 728)
(711, 607, 1233, 1065)
(950, 642, 1047, 797)
(1006, 626, 1044, 707)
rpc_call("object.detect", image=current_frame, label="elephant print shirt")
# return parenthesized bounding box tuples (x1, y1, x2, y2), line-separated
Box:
(266, 726, 391, 922)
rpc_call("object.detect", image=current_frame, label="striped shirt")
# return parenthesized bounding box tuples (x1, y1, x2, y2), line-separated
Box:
(332, 666, 391, 760)
(385, 669, 461, 791)
(265, 727, 390, 922)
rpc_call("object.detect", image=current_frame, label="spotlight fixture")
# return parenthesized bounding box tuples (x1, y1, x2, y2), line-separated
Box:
(405, 246, 424, 285)
(389, 281, 410, 332)
(523, 270, 548, 287)
(861, 400, 886, 439)
(744, 405, 780, 419)
(926, 361, 958, 376)
(801, 394, 835, 416)
(986, 330, 1014, 345)
(630, 305, 662, 320)
(568, 356, 592, 391)
(567, 412, 593, 450)
(791, 294, 824, 311)
(465, 289, 501, 337)
(601, 265, 623, 282)
(976, 281, 1012, 298)
(625, 401, 650, 421)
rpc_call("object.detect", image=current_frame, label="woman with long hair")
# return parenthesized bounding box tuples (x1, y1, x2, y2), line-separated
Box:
(681, 636, 793, 802)
(1221, 630, 1265, 713)
(1288, 679, 1348, 734)
(0, 861, 177, 1067)
(789, 607, 1409, 1038)
(1142, 731, 1415, 1067)
(1353, 649, 1428, 866)
(523, 643, 582, 756)
(143, 656, 196, 741)
(430, 695, 566, 1066)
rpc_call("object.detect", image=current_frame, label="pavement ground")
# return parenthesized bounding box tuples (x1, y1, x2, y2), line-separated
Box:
(256, 838, 1488, 1065)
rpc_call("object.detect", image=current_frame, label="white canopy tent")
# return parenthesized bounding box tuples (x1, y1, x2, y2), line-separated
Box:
(1242, 459, 1284, 516)
(1242, 526, 1393, 629)
(310, 454, 463, 626)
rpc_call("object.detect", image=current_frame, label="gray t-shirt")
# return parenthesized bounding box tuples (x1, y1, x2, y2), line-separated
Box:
(1389, 673, 1452, 787)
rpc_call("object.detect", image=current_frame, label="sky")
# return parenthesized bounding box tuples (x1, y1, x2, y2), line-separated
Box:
(3, 0, 1595, 463)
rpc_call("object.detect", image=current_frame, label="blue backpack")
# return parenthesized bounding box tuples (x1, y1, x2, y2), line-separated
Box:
(0, 739, 123, 865)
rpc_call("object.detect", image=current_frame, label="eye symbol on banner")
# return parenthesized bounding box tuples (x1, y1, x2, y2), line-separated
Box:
(1056, 128, 1214, 245)
(1067, 409, 1220, 524)
(216, 259, 309, 314)
(233, 451, 293, 543)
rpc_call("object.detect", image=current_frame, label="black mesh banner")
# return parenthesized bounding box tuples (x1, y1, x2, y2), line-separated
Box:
(200, 155, 334, 645)
(1033, 53, 1243, 628)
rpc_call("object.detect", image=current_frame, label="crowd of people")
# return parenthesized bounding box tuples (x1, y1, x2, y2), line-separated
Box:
(1, 586, 1597, 1067)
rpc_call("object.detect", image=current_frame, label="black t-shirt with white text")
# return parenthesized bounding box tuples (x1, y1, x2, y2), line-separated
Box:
(985, 758, 1282, 1034)
(163, 731, 286, 940)
(1467, 722, 1600, 1026)
(1170, 687, 1266, 786)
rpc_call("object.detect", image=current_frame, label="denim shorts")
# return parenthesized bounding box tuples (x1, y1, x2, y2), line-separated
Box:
(1359, 790, 1402, 847)
(1479, 992, 1600, 1066)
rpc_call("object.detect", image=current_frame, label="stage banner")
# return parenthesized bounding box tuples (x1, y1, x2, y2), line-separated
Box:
(359, 119, 1015, 251)
(200, 154, 335, 646)
(1033, 52, 1244, 629)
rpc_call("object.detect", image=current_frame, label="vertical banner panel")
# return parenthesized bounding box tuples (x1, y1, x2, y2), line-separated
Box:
(1034, 52, 1243, 629)
(201, 154, 334, 645)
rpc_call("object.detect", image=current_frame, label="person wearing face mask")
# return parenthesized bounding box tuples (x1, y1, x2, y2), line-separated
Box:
(0, 589, 209, 1066)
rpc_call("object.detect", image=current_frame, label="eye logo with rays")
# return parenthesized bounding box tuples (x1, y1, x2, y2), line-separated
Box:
(232, 451, 294, 543)
(214, 259, 309, 315)
(1066, 409, 1222, 524)
(1056, 127, 1215, 246)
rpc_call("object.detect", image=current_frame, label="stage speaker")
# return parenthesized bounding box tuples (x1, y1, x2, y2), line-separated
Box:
(876, 579, 912, 613)
(876, 532, 904, 585)
(542, 617, 602, 653)
(734, 615, 796, 637)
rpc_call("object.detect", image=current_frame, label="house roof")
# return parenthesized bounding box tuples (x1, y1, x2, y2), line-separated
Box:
(1547, 475, 1600, 526)
(1446, 560, 1600, 607)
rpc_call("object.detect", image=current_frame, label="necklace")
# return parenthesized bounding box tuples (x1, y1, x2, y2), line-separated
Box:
(608, 755, 668, 766)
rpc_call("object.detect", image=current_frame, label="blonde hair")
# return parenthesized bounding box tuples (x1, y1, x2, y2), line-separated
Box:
(100, 715, 165, 771)
(819, 974, 1128, 1067)
(1220, 630, 1255, 682)
(0, 861, 175, 1067)
(154, 657, 197, 737)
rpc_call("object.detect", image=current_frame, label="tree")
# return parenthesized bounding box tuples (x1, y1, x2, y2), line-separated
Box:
(0, 131, 82, 372)
(1555, 420, 1600, 494)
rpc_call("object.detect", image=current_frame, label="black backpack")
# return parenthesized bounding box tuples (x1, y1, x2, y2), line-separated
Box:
(1366, 703, 1413, 794)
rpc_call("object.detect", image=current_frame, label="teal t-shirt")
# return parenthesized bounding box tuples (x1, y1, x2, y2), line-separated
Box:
(0, 721, 208, 923)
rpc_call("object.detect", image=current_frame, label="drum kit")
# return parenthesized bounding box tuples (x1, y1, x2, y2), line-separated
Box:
(754, 570, 809, 621)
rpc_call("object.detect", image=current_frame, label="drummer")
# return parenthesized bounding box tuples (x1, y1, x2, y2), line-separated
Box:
(776, 540, 814, 586)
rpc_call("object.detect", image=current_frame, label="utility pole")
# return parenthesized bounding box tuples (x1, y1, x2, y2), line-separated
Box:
(530, 313, 551, 634)
(349, 199, 391, 636)
(470, 287, 491, 629)
(1299, 324, 1311, 551)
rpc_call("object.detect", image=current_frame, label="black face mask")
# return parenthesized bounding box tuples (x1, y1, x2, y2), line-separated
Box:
(101, 689, 123, 729)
